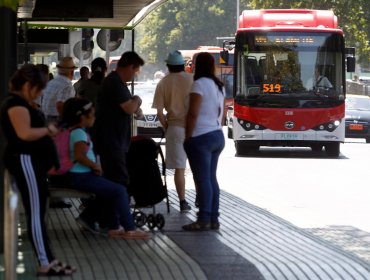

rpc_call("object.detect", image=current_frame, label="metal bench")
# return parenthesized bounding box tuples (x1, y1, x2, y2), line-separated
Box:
(48, 186, 95, 200)
(47, 183, 95, 221)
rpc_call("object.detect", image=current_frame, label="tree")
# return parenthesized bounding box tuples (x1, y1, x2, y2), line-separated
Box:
(136, 0, 370, 77)
(136, 0, 237, 73)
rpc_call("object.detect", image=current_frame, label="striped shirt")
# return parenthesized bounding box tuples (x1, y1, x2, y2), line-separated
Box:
(41, 74, 75, 116)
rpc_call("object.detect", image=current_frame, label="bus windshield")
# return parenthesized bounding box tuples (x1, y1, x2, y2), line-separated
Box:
(235, 31, 344, 106)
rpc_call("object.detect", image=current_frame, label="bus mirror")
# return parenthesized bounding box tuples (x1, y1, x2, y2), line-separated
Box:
(347, 56, 355, 72)
(220, 50, 229, 65)
(345, 47, 355, 56)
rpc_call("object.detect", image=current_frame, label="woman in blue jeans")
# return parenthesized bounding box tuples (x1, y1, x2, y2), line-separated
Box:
(60, 98, 150, 239)
(183, 52, 225, 231)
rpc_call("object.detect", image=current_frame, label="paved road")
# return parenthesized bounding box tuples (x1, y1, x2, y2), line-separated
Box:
(214, 130, 370, 263)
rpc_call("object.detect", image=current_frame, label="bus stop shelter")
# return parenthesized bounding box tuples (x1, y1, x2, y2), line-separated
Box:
(0, 0, 167, 272)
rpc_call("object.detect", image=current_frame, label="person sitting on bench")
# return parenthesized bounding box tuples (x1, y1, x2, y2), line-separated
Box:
(59, 97, 150, 240)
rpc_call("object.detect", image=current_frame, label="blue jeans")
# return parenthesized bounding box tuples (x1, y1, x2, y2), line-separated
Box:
(184, 130, 225, 223)
(69, 172, 135, 230)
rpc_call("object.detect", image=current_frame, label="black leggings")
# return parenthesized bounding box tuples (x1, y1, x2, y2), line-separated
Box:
(5, 153, 54, 267)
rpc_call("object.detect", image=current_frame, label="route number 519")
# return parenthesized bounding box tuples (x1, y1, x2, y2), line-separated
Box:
(263, 83, 281, 93)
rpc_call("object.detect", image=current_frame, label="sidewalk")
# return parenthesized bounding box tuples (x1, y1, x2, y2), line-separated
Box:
(1, 188, 370, 280)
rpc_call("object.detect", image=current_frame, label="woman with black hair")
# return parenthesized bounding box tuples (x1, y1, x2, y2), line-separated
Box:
(183, 52, 226, 231)
(0, 64, 76, 276)
(60, 97, 150, 240)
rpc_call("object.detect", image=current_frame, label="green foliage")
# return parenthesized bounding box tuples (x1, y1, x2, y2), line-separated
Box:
(136, 0, 369, 73)
(0, 0, 17, 11)
(136, 0, 237, 69)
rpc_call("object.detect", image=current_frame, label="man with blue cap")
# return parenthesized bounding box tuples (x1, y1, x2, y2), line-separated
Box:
(152, 50, 194, 212)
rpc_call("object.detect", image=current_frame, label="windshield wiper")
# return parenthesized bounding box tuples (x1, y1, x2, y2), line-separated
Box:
(246, 94, 271, 105)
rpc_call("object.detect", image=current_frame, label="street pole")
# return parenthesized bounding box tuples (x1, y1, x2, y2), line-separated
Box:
(105, 29, 111, 69)
(0, 0, 17, 255)
(236, 0, 239, 29)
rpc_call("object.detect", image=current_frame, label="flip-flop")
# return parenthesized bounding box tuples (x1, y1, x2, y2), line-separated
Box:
(37, 262, 75, 277)
(108, 228, 126, 237)
(109, 229, 151, 240)
(121, 230, 151, 240)
(55, 260, 77, 272)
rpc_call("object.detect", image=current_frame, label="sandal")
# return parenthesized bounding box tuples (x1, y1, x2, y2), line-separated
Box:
(109, 228, 151, 240)
(182, 221, 211, 231)
(108, 227, 125, 237)
(55, 260, 77, 272)
(37, 261, 75, 277)
(121, 230, 151, 240)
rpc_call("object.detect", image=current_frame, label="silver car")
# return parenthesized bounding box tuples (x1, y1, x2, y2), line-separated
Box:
(132, 82, 164, 139)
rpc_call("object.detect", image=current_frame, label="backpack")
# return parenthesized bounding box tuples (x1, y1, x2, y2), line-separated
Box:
(48, 129, 74, 175)
(48, 128, 91, 176)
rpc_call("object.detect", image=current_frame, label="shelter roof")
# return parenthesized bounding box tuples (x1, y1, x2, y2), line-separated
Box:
(17, 0, 167, 29)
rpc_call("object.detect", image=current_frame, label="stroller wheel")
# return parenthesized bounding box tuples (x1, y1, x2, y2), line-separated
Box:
(155, 214, 165, 229)
(133, 211, 147, 228)
(147, 214, 156, 230)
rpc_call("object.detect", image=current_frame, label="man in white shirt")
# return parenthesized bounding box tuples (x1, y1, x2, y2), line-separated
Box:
(42, 57, 76, 123)
(41, 57, 76, 209)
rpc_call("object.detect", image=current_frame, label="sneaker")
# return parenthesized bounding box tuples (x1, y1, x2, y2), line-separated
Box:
(98, 226, 109, 237)
(194, 195, 199, 208)
(75, 216, 100, 234)
(182, 221, 211, 231)
(211, 222, 220, 230)
(180, 200, 191, 212)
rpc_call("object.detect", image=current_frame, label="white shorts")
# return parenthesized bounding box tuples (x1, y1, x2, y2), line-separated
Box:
(165, 126, 187, 169)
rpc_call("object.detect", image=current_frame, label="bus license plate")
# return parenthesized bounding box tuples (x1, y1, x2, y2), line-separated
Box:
(276, 133, 302, 140)
(349, 124, 363, 130)
(142, 123, 158, 128)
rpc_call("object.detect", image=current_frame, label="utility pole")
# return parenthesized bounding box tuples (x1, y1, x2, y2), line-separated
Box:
(0, 0, 17, 255)
(236, 0, 239, 29)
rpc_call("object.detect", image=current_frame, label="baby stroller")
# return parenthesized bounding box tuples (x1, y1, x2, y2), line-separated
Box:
(127, 136, 169, 230)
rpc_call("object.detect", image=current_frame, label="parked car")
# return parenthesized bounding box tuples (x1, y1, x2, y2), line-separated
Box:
(359, 76, 370, 85)
(345, 94, 370, 142)
(132, 82, 164, 139)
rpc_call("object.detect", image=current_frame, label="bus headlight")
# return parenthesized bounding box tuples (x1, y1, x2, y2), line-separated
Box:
(313, 120, 341, 132)
(238, 119, 265, 131)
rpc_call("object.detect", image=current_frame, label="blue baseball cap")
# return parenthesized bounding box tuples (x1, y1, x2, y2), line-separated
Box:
(165, 50, 185, 66)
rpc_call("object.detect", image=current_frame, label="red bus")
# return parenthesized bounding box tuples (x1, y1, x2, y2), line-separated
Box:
(227, 9, 355, 157)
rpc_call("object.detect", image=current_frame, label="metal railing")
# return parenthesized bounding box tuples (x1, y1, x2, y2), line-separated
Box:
(347, 80, 370, 95)
(4, 169, 18, 280)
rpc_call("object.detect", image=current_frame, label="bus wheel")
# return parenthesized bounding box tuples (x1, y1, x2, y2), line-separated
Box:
(235, 141, 259, 156)
(311, 144, 323, 152)
(325, 142, 340, 157)
(227, 127, 233, 139)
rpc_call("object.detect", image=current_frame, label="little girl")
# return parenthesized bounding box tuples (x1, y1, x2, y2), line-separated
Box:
(60, 97, 150, 239)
